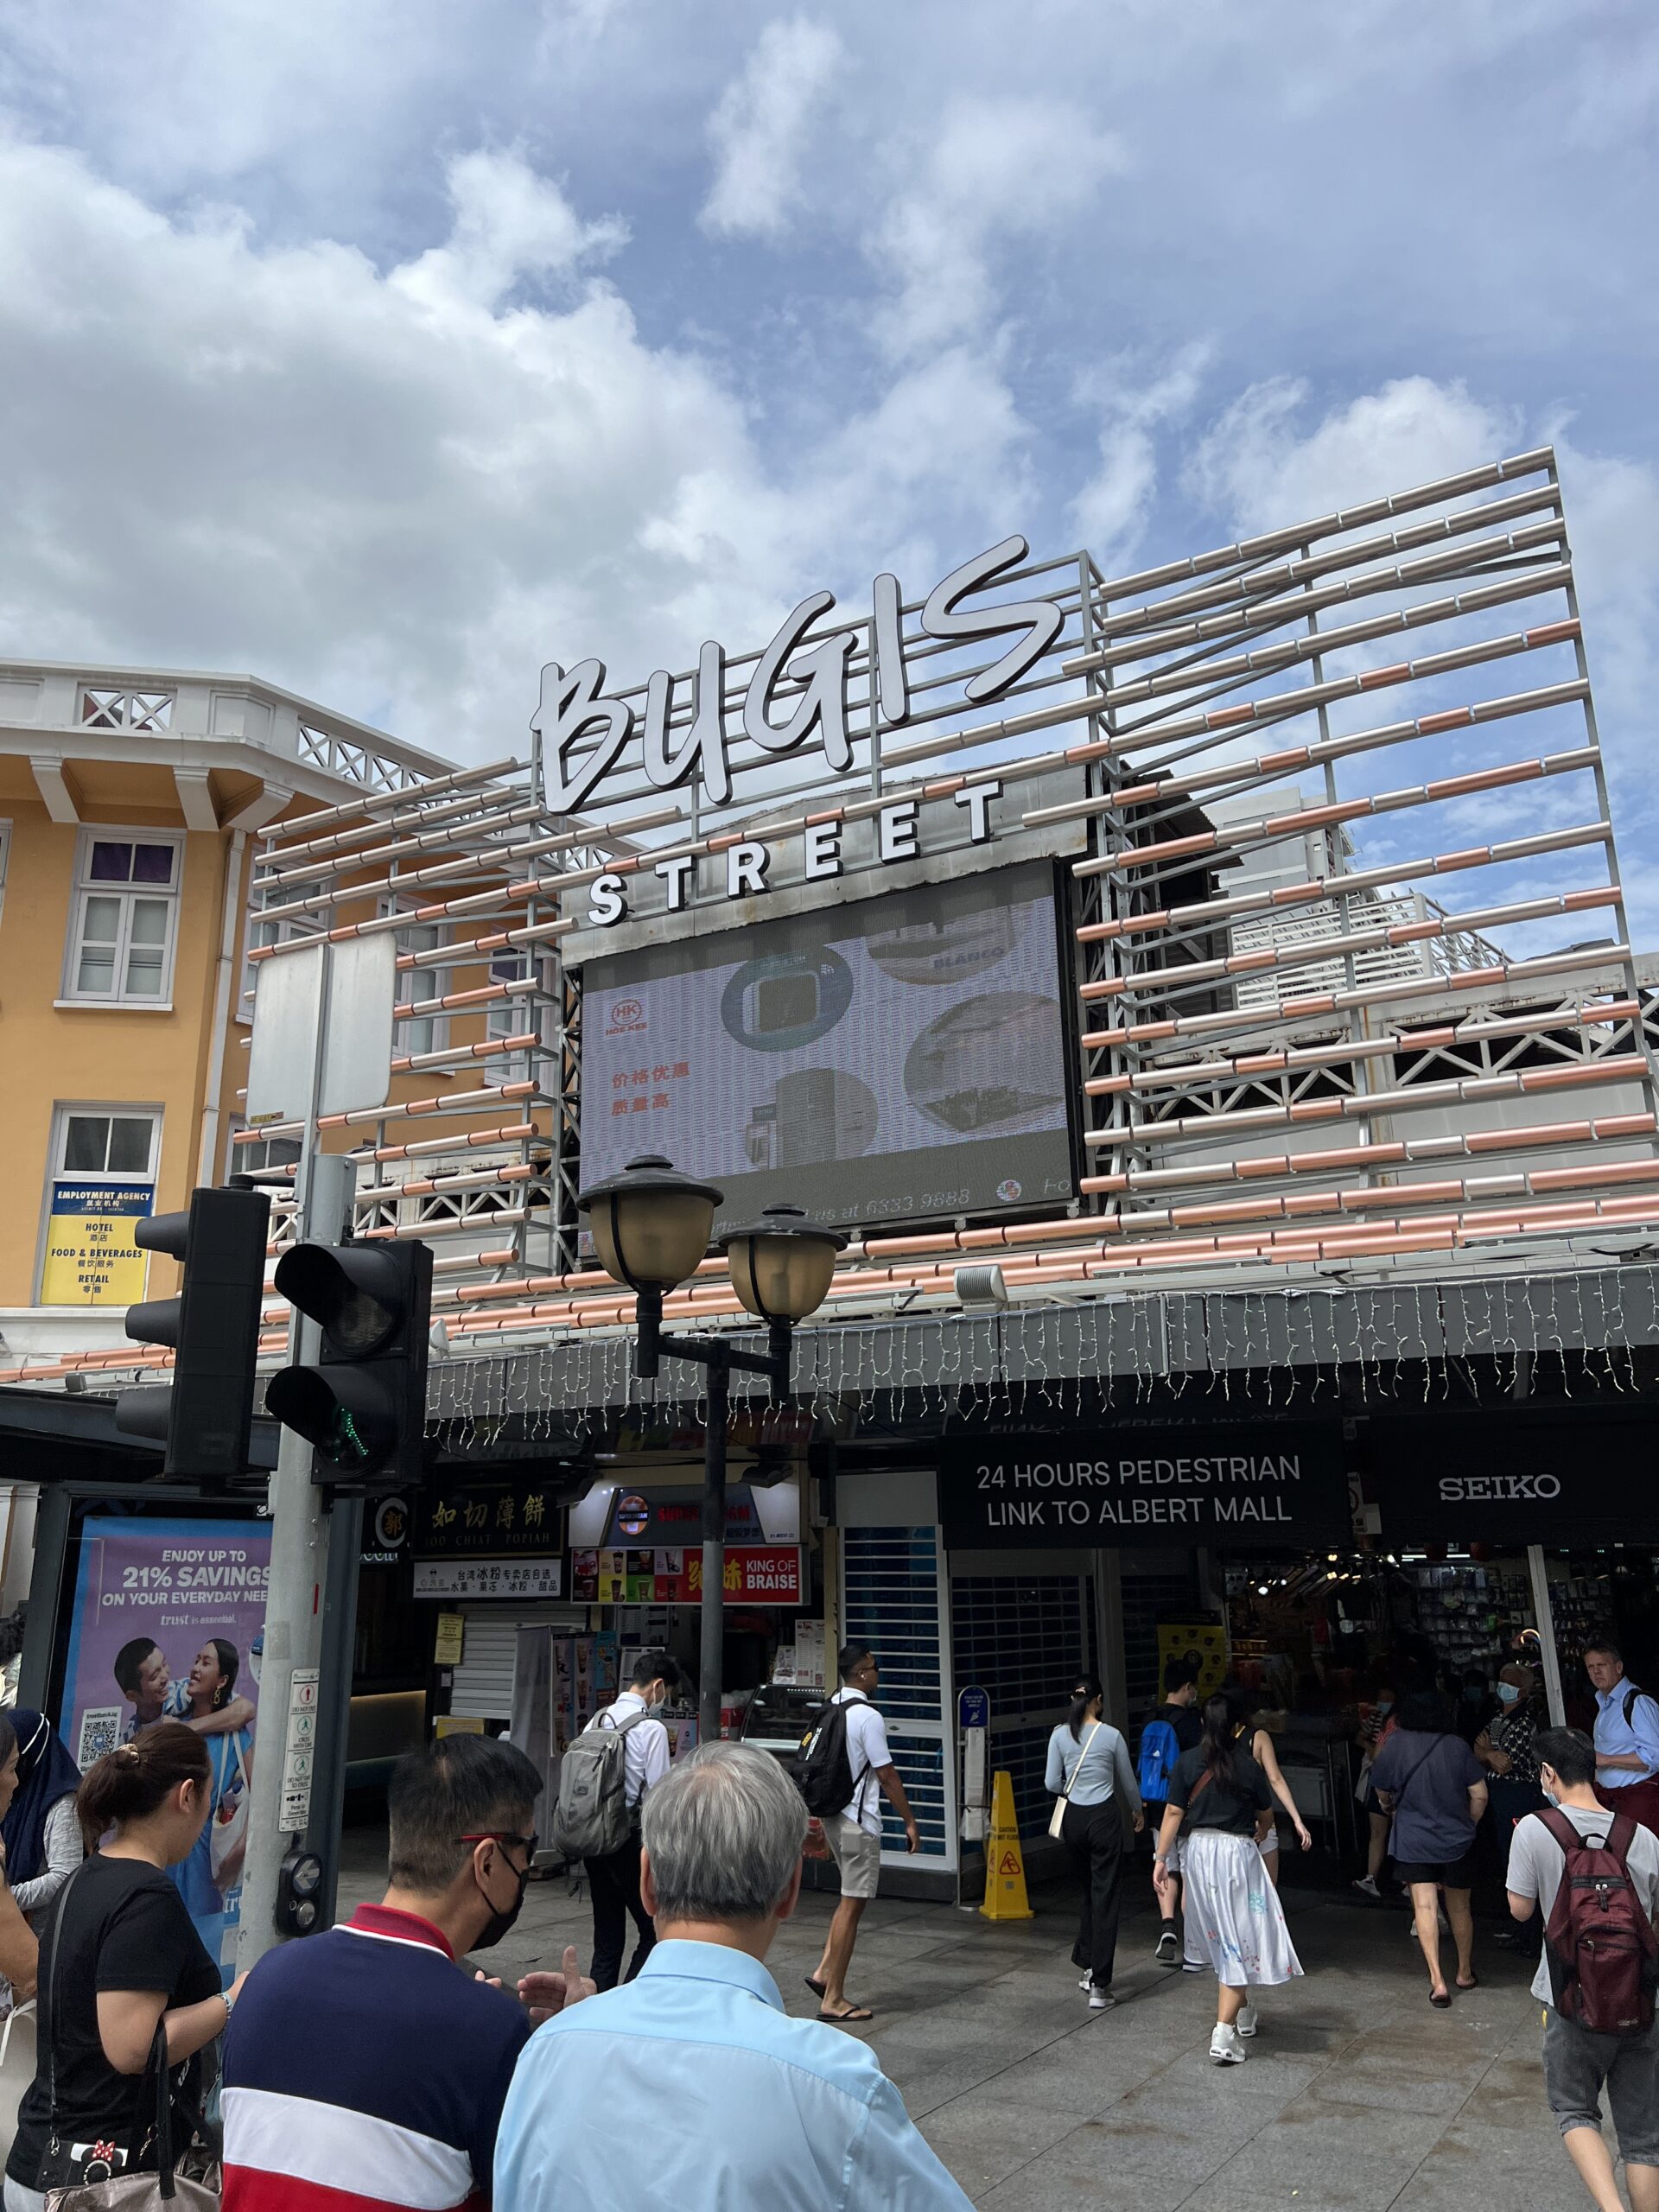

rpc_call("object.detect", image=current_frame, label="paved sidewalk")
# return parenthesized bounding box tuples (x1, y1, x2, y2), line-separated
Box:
(338, 1829, 1614, 2209)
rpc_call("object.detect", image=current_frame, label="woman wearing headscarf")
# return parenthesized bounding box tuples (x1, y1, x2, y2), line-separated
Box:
(0, 1713, 82, 1924)
(1473, 1659, 1546, 1882)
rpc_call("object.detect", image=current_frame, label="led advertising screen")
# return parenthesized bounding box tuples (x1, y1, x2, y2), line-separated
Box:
(581, 861, 1075, 1234)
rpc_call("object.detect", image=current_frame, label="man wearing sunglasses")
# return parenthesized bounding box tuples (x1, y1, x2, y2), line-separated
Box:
(222, 1733, 592, 2212)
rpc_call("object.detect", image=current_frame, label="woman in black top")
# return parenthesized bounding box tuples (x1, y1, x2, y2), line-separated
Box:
(6, 1725, 247, 2212)
(1154, 1695, 1304, 2067)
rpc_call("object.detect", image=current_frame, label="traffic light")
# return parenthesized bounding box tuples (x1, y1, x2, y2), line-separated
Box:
(266, 1239, 434, 1491)
(115, 1186, 272, 1483)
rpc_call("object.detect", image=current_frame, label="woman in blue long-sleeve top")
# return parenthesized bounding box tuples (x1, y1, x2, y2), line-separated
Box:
(1046, 1675, 1143, 2008)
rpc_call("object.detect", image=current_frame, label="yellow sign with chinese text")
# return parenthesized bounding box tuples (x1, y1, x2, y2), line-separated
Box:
(434, 1613, 465, 1667)
(40, 1179, 154, 1306)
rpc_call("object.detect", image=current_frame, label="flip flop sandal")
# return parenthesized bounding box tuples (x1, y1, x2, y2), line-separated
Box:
(804, 1975, 827, 1997)
(1429, 1989, 1452, 2008)
(1456, 1974, 1479, 1990)
(819, 2005, 875, 2024)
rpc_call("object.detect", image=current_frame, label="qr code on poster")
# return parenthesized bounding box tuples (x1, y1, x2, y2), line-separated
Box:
(78, 1708, 123, 1766)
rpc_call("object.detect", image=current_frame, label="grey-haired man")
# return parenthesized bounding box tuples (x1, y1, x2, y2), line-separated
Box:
(496, 1744, 969, 2210)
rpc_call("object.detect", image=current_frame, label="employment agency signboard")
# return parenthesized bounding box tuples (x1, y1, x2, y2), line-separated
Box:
(939, 1426, 1351, 1550)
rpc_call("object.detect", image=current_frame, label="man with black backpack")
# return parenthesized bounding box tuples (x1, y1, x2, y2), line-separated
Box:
(798, 1643, 919, 2026)
(1507, 1726, 1659, 2212)
(1140, 1659, 1203, 1966)
(556, 1650, 681, 1990)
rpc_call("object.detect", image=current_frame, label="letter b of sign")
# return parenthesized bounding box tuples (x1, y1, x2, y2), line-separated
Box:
(533, 660, 634, 814)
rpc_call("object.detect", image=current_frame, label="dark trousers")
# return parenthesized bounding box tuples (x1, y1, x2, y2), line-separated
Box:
(586, 1834, 655, 1991)
(1487, 1777, 1545, 1878)
(1063, 1798, 1123, 1986)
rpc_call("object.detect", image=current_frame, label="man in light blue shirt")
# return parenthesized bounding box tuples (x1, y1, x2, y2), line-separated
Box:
(1586, 1639, 1659, 1835)
(496, 1741, 970, 2212)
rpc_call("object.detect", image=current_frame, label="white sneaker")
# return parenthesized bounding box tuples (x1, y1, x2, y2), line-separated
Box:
(1181, 1958, 1207, 1974)
(1351, 1875, 1380, 1898)
(1236, 2003, 1258, 2038)
(1210, 2024, 1246, 2065)
(1089, 1988, 1116, 2011)
(1077, 1971, 1093, 1991)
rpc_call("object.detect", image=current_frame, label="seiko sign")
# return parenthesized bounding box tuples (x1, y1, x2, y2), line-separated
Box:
(1434, 1474, 1563, 1502)
(533, 534, 1063, 818)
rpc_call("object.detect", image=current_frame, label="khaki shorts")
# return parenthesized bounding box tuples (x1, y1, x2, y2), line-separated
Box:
(822, 1812, 881, 1900)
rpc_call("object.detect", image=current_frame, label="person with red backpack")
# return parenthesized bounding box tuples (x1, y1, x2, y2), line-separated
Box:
(1507, 1726, 1659, 2212)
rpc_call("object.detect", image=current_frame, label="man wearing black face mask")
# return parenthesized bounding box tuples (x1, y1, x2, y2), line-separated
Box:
(221, 1734, 593, 2212)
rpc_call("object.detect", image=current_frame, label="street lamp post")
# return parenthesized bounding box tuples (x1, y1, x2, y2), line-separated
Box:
(577, 1155, 844, 1747)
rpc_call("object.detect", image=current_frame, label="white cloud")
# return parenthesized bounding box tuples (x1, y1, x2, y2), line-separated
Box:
(1067, 346, 1211, 573)
(1183, 374, 1522, 535)
(701, 16, 844, 240)
(869, 96, 1126, 359)
(0, 131, 1059, 770)
(393, 150, 626, 311)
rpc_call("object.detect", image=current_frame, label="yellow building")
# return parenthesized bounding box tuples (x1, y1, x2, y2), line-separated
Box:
(0, 658, 448, 1395)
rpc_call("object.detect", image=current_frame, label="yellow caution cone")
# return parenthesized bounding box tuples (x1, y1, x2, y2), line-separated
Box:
(978, 1768, 1033, 1921)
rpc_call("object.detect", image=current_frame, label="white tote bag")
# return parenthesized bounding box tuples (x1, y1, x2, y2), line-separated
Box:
(0, 2000, 37, 2163)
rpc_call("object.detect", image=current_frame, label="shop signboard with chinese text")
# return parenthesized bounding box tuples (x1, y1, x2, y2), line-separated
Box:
(415, 1479, 564, 1558)
(938, 1427, 1351, 1550)
(570, 1545, 803, 1605)
(412, 1557, 565, 1601)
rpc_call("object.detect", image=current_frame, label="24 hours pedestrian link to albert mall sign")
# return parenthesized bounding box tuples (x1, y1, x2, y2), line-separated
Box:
(938, 1427, 1353, 1551)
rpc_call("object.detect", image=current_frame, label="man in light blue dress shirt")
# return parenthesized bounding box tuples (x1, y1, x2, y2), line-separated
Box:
(495, 1742, 970, 2211)
(1586, 1639, 1659, 1834)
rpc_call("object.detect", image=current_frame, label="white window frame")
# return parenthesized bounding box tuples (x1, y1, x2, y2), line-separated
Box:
(379, 897, 449, 1058)
(37, 1103, 163, 1302)
(60, 827, 185, 1008)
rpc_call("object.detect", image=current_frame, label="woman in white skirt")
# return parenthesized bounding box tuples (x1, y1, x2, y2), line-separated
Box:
(1154, 1694, 1303, 2065)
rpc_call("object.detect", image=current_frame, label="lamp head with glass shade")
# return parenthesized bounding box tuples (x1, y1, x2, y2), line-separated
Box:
(576, 1154, 724, 1294)
(719, 1204, 849, 1325)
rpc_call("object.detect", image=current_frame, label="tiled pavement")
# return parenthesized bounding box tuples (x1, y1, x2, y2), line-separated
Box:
(339, 1827, 1618, 2208)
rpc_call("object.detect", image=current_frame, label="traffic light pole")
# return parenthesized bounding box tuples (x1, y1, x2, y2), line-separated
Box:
(237, 1151, 356, 1971)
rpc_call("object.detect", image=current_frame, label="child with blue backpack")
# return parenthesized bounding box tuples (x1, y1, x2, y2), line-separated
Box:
(1139, 1658, 1204, 1964)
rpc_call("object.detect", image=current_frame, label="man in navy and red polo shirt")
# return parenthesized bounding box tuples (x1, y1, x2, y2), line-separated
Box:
(223, 1734, 589, 2212)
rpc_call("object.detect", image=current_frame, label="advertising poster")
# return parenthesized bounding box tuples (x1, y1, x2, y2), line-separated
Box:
(582, 861, 1074, 1232)
(60, 1517, 270, 1986)
(1156, 1622, 1230, 1705)
(39, 1179, 155, 1305)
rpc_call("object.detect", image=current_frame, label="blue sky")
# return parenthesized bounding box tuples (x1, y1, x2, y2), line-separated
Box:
(1, 1, 1656, 925)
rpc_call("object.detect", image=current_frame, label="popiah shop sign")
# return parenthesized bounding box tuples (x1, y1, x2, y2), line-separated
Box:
(938, 1427, 1351, 1549)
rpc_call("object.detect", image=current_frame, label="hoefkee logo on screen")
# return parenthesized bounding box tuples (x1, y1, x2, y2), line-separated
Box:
(535, 534, 1057, 928)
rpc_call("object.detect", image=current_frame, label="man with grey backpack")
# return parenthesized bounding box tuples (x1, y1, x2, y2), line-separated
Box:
(552, 1651, 680, 1990)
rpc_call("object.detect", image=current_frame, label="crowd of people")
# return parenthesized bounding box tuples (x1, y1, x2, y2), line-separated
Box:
(0, 1629, 1651, 2210)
